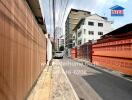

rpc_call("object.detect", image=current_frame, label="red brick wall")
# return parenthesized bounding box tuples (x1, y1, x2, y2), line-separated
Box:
(0, 0, 47, 99)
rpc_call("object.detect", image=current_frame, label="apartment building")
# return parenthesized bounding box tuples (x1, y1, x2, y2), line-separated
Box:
(73, 14, 112, 47)
(65, 9, 91, 49)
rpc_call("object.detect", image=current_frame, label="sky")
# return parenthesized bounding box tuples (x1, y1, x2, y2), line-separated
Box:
(40, 0, 132, 36)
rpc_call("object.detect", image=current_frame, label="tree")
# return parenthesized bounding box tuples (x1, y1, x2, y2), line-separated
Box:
(59, 45, 64, 51)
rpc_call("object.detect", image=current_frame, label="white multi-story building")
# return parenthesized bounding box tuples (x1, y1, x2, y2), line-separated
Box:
(73, 14, 113, 47)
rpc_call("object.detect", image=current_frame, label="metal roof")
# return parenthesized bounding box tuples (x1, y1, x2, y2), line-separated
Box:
(103, 23, 132, 37)
(26, 0, 47, 34)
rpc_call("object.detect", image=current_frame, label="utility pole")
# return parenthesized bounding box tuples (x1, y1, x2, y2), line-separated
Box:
(52, 0, 56, 50)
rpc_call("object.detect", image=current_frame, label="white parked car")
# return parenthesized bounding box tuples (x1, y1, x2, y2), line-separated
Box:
(53, 51, 63, 59)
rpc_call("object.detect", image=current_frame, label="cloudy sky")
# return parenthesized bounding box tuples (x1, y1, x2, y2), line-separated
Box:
(40, 0, 132, 36)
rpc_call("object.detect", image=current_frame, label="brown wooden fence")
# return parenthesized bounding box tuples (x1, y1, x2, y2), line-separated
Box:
(0, 0, 47, 99)
(77, 42, 92, 62)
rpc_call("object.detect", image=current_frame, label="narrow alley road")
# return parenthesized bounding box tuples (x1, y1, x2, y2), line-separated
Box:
(60, 58, 132, 100)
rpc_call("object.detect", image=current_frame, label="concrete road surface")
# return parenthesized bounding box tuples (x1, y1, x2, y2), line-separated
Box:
(60, 58, 132, 100)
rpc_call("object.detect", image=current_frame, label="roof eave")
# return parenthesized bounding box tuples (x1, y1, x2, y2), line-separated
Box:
(26, 0, 47, 34)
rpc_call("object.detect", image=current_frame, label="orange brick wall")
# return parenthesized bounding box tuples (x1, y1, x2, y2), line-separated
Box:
(92, 36, 132, 75)
(71, 48, 77, 59)
(93, 38, 132, 59)
(0, 0, 47, 99)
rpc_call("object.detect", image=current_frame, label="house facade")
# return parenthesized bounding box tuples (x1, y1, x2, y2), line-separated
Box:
(73, 14, 112, 47)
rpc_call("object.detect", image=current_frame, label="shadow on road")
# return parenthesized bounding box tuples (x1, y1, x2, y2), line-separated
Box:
(82, 67, 132, 100)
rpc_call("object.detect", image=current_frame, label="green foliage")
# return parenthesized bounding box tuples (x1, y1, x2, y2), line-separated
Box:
(59, 45, 64, 51)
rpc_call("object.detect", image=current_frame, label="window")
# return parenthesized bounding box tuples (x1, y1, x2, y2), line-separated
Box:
(78, 31, 82, 37)
(98, 32, 103, 35)
(72, 43, 75, 47)
(88, 21, 94, 26)
(84, 29, 86, 34)
(98, 23, 103, 27)
(88, 31, 94, 35)
(77, 26, 80, 29)
(73, 36, 75, 39)
(78, 40, 82, 45)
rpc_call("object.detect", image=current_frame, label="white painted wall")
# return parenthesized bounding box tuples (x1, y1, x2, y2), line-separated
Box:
(76, 14, 112, 46)
(45, 34, 52, 65)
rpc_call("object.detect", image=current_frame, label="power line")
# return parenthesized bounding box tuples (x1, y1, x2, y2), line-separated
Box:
(49, 0, 52, 34)
(59, 0, 74, 29)
(59, 0, 73, 40)
(59, 0, 69, 27)
(54, 0, 69, 37)
(52, 0, 56, 46)
(56, 0, 65, 27)
(52, 0, 73, 39)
